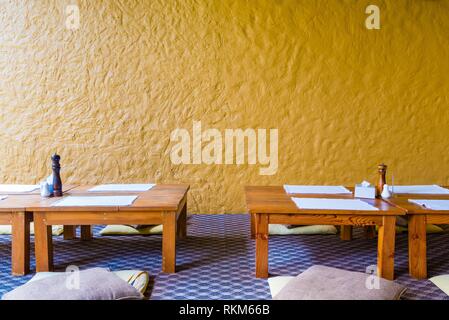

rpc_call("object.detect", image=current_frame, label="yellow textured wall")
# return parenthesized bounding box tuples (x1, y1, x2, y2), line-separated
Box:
(1, 0, 449, 213)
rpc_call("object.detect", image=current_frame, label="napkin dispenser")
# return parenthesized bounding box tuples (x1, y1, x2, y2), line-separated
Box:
(354, 181, 376, 199)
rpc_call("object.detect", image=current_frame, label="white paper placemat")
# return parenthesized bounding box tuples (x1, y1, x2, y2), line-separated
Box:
(390, 185, 449, 194)
(408, 199, 449, 211)
(0, 184, 39, 193)
(51, 196, 138, 207)
(292, 197, 379, 211)
(284, 185, 352, 194)
(88, 184, 156, 192)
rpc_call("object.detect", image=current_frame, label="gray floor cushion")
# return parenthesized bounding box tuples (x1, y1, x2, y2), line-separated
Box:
(2, 268, 143, 300)
(274, 265, 406, 300)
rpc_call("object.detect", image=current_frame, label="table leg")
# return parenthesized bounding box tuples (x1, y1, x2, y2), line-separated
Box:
(377, 216, 396, 280)
(364, 226, 376, 239)
(11, 212, 31, 276)
(176, 202, 187, 239)
(408, 215, 427, 279)
(80, 225, 93, 241)
(162, 212, 176, 273)
(34, 215, 54, 272)
(250, 213, 256, 239)
(255, 213, 269, 278)
(63, 226, 77, 240)
(340, 225, 353, 241)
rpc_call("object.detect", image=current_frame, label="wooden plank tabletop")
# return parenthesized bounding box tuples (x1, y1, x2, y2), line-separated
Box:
(383, 186, 449, 214)
(0, 196, 28, 212)
(25, 184, 189, 212)
(386, 194, 449, 215)
(245, 186, 405, 215)
(0, 195, 61, 212)
(118, 184, 189, 212)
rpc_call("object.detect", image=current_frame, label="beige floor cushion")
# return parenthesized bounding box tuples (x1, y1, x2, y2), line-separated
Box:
(268, 276, 295, 297)
(272, 265, 406, 300)
(429, 275, 449, 296)
(269, 224, 337, 235)
(99, 224, 163, 236)
(392, 216, 446, 233)
(425, 224, 445, 233)
(2, 268, 144, 300)
(29, 269, 149, 295)
(376, 224, 444, 234)
(0, 223, 64, 236)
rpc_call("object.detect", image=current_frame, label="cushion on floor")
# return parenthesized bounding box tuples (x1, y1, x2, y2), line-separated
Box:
(268, 276, 295, 297)
(100, 216, 192, 236)
(269, 224, 337, 235)
(272, 265, 407, 300)
(100, 224, 163, 235)
(426, 224, 445, 233)
(429, 275, 449, 296)
(28, 269, 149, 295)
(2, 268, 144, 300)
(0, 224, 64, 236)
(383, 215, 445, 233)
(376, 224, 444, 234)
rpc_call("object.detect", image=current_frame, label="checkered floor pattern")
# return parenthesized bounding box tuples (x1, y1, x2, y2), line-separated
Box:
(0, 214, 448, 299)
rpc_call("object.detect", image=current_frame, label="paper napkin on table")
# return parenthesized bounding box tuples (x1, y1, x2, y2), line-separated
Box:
(88, 184, 156, 192)
(408, 199, 449, 211)
(284, 185, 351, 194)
(390, 185, 449, 194)
(292, 198, 379, 211)
(51, 196, 138, 207)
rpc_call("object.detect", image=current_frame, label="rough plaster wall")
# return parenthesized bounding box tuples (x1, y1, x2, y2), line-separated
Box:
(0, 0, 449, 213)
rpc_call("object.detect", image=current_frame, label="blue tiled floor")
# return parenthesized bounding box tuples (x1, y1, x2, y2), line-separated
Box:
(0, 214, 448, 299)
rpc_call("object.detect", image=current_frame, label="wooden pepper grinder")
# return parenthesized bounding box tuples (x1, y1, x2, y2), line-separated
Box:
(376, 163, 387, 198)
(52, 153, 63, 197)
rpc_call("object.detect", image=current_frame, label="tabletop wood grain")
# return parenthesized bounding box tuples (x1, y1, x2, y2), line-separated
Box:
(26, 184, 190, 212)
(245, 186, 405, 215)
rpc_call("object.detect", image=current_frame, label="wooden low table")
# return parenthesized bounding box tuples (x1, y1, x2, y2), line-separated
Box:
(386, 193, 449, 279)
(245, 186, 406, 280)
(28, 184, 189, 273)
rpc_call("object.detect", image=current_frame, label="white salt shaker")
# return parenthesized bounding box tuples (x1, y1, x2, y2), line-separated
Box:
(381, 184, 392, 199)
(40, 181, 51, 198)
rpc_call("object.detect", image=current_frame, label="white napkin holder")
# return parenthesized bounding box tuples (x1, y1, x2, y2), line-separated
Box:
(354, 181, 376, 199)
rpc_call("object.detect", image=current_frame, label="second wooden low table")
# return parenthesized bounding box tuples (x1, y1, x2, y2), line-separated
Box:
(245, 186, 406, 280)
(28, 184, 189, 273)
